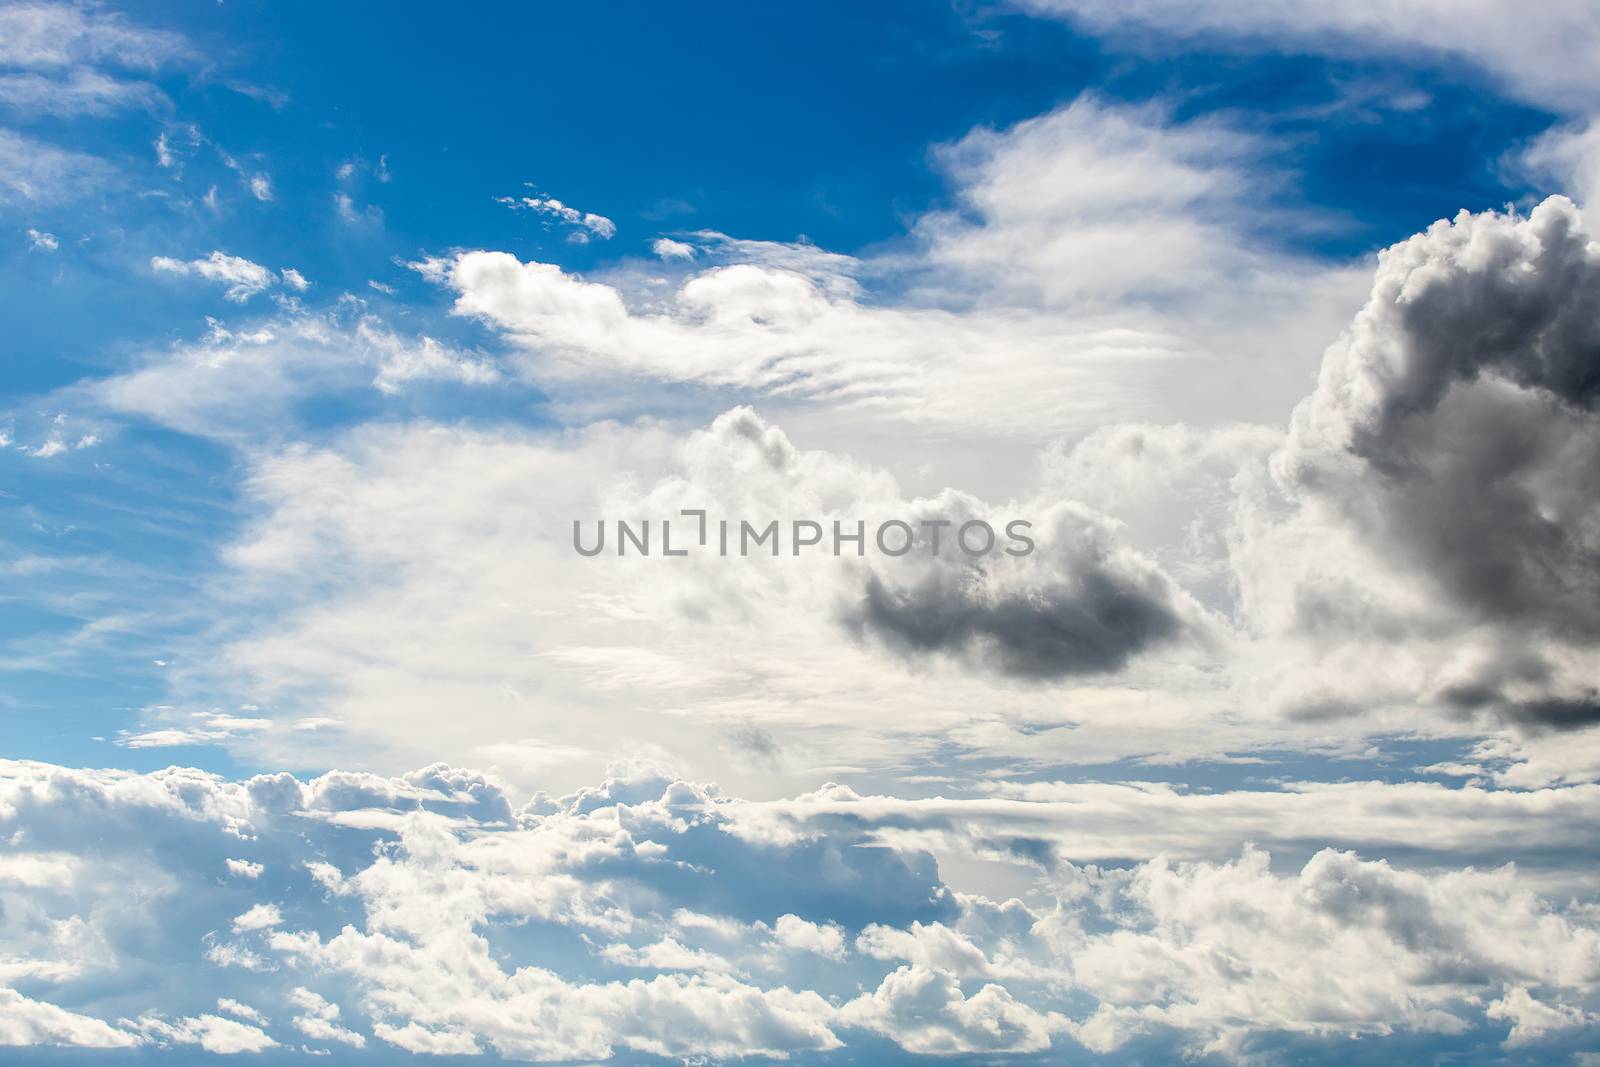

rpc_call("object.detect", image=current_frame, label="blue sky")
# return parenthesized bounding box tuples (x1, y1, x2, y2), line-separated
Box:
(4, 1, 1600, 1063)
(0, 1, 1571, 775)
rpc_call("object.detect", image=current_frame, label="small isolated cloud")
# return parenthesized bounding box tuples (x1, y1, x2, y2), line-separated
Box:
(224, 859, 264, 880)
(230, 903, 283, 933)
(116, 710, 271, 749)
(247, 173, 271, 201)
(150, 251, 306, 302)
(26, 227, 56, 251)
(652, 236, 695, 259)
(498, 190, 616, 242)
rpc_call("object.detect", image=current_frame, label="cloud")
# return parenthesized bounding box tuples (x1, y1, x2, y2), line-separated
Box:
(840, 966, 1062, 1054)
(498, 191, 617, 241)
(24, 227, 54, 250)
(1523, 117, 1600, 208)
(1238, 196, 1600, 726)
(1017, 0, 1600, 114)
(150, 251, 294, 302)
(419, 98, 1367, 445)
(4, 758, 1593, 1060)
(0, 128, 113, 206)
(652, 236, 695, 259)
(84, 306, 503, 442)
(0, 67, 163, 115)
(230, 903, 282, 933)
(124, 1012, 277, 1054)
(1487, 986, 1595, 1048)
(0, 987, 136, 1048)
(847, 501, 1209, 679)
(0, 3, 192, 72)
(117, 710, 271, 749)
(287, 988, 364, 1048)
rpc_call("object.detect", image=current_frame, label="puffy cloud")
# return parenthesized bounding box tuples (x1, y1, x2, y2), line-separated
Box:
(230, 903, 282, 933)
(652, 236, 695, 259)
(1487, 986, 1595, 1048)
(287, 988, 365, 1048)
(772, 914, 846, 960)
(1, 758, 1597, 1061)
(846, 500, 1211, 679)
(1240, 196, 1600, 727)
(125, 1012, 277, 1054)
(24, 226, 54, 250)
(419, 98, 1367, 446)
(0, 987, 136, 1048)
(840, 966, 1062, 1054)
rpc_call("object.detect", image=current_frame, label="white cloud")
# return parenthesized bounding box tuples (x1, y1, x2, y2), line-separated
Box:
(840, 966, 1062, 1054)
(1017, 0, 1600, 114)
(425, 99, 1364, 450)
(224, 858, 264, 880)
(652, 236, 695, 259)
(117, 711, 271, 749)
(0, 758, 1596, 1061)
(499, 191, 617, 240)
(772, 914, 846, 960)
(214, 998, 266, 1025)
(0, 128, 113, 206)
(287, 988, 364, 1048)
(230, 903, 282, 932)
(125, 1012, 277, 1054)
(1523, 117, 1600, 208)
(150, 251, 286, 302)
(0, 3, 191, 72)
(0, 67, 163, 116)
(24, 227, 55, 250)
(1487, 986, 1595, 1047)
(0, 987, 136, 1048)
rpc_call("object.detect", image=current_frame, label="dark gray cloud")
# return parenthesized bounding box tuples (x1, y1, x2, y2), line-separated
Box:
(844, 506, 1199, 679)
(1267, 197, 1600, 726)
(1284, 197, 1600, 638)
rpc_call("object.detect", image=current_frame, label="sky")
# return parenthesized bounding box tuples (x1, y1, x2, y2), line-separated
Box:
(3, 1, 1600, 1063)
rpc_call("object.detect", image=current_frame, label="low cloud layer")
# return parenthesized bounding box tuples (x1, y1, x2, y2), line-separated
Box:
(2, 759, 1598, 1062)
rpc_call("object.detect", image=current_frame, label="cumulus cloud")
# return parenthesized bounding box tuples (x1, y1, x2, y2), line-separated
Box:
(1240, 196, 1600, 727)
(0, 987, 136, 1048)
(652, 236, 695, 259)
(418, 98, 1366, 445)
(2, 758, 1593, 1061)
